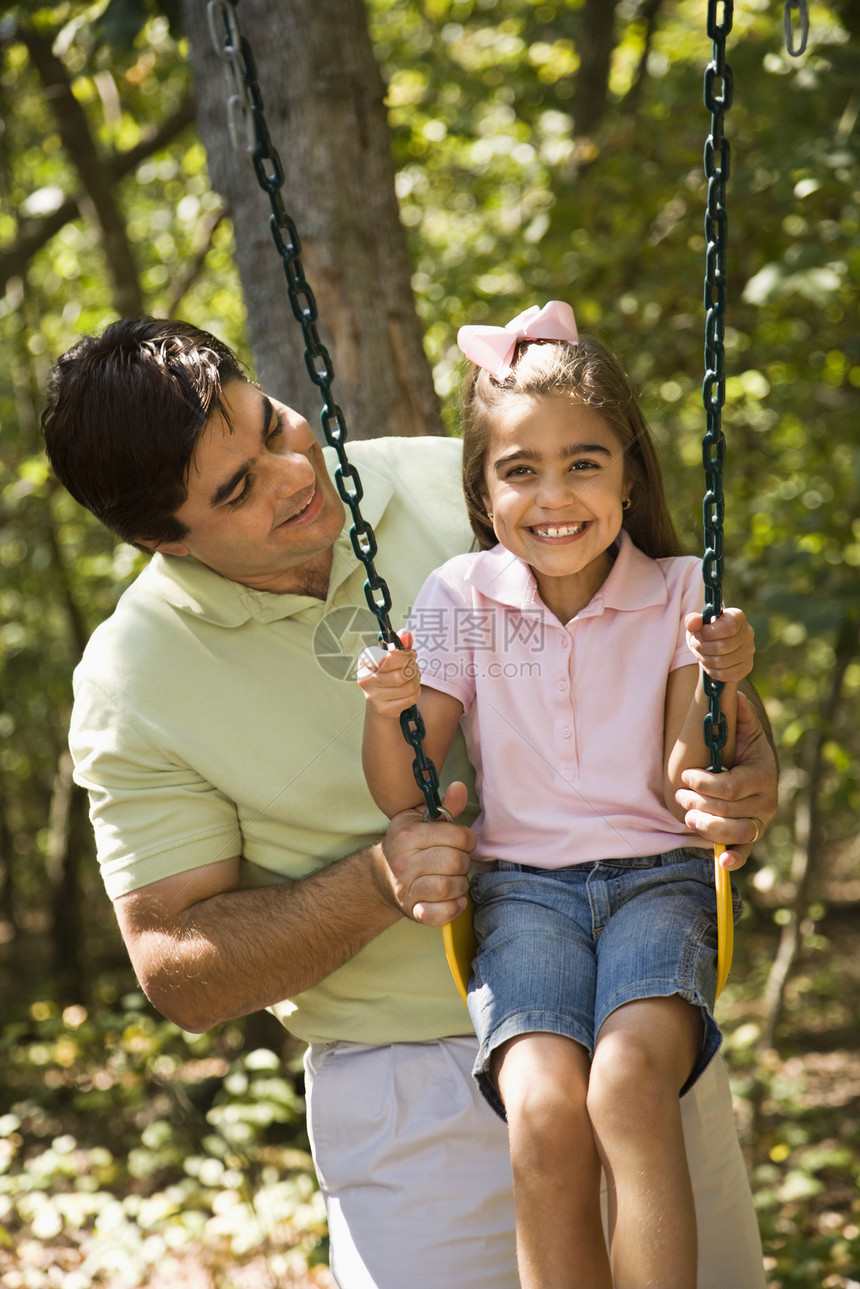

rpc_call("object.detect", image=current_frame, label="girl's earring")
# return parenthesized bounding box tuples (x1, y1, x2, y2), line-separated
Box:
(622, 497, 632, 512)
(486, 511, 494, 521)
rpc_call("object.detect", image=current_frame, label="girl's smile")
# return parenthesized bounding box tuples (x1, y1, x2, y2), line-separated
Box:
(528, 521, 587, 540)
(482, 394, 630, 623)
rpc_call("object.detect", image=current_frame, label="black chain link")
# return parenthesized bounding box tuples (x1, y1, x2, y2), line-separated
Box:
(784, 0, 810, 56)
(207, 0, 446, 817)
(701, 0, 733, 773)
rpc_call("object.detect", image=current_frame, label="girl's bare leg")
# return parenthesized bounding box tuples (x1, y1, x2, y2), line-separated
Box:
(495, 1032, 611, 1289)
(588, 996, 703, 1289)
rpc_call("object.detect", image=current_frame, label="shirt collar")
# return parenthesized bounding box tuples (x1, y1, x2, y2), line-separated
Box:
(466, 529, 670, 618)
(145, 445, 393, 626)
(464, 543, 541, 611)
(595, 529, 671, 613)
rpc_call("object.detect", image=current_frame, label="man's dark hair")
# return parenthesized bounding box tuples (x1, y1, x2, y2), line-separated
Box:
(42, 317, 247, 547)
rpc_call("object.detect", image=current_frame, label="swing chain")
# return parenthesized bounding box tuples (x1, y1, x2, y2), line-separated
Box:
(702, 0, 732, 772)
(784, 1, 810, 57)
(206, 0, 447, 818)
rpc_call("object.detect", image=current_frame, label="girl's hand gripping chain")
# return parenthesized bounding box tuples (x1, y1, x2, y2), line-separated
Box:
(667, 608, 756, 865)
(684, 607, 755, 686)
(357, 630, 421, 718)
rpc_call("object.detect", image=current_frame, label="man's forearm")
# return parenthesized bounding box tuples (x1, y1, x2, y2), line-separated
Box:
(739, 677, 777, 764)
(116, 843, 401, 1032)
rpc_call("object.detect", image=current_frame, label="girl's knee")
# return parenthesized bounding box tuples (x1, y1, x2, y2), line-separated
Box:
(589, 1007, 701, 1133)
(595, 998, 701, 1082)
(507, 1071, 585, 1128)
(496, 1033, 591, 1148)
(507, 1084, 597, 1182)
(588, 1031, 660, 1123)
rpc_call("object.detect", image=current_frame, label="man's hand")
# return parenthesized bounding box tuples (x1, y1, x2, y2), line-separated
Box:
(676, 691, 777, 872)
(372, 781, 475, 926)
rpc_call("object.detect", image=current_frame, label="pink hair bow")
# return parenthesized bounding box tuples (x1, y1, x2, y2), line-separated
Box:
(457, 301, 579, 380)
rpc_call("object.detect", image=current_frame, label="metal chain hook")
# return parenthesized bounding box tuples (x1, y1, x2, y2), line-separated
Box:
(784, 0, 810, 57)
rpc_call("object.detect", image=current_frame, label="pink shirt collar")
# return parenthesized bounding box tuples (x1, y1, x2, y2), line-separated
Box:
(464, 528, 672, 620)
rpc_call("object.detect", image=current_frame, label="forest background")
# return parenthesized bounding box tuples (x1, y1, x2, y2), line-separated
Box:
(1, 0, 859, 1285)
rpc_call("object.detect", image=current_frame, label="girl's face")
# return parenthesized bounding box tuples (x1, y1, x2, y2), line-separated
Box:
(481, 393, 631, 621)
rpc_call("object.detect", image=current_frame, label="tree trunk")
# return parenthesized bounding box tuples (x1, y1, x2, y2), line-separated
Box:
(182, 0, 443, 441)
(623, 0, 667, 119)
(571, 0, 621, 137)
(47, 752, 87, 1002)
(757, 609, 860, 1053)
(0, 792, 15, 934)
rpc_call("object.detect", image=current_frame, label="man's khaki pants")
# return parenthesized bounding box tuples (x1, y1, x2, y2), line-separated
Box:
(305, 1035, 765, 1289)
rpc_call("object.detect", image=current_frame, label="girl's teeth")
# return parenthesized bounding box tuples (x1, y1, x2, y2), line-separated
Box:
(534, 523, 584, 537)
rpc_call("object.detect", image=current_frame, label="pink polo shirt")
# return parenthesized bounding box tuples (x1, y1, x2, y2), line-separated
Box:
(409, 530, 709, 868)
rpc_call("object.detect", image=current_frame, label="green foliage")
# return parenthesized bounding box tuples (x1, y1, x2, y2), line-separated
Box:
(722, 913, 860, 1288)
(1, 1, 858, 1284)
(0, 993, 326, 1286)
(98, 0, 185, 49)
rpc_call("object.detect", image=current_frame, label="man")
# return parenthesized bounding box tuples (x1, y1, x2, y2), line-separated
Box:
(43, 317, 775, 1289)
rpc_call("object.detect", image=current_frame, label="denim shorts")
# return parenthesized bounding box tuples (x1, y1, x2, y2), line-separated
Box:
(467, 847, 742, 1120)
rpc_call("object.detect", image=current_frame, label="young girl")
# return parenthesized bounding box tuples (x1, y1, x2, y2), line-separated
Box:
(358, 301, 754, 1289)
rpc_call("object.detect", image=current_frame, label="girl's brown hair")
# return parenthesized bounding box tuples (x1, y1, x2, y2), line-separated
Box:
(461, 336, 684, 559)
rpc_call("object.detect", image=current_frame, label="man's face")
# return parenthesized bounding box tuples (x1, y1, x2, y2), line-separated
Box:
(151, 380, 345, 596)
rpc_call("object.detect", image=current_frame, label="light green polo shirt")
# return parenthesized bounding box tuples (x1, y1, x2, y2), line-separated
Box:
(70, 436, 478, 1045)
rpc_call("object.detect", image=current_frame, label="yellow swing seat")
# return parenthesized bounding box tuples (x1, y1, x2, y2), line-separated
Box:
(444, 857, 733, 1007)
(713, 849, 734, 998)
(442, 894, 477, 1006)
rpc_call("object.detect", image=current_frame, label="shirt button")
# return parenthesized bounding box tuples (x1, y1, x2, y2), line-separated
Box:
(560, 635, 570, 648)
(558, 680, 568, 692)
(562, 727, 572, 739)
